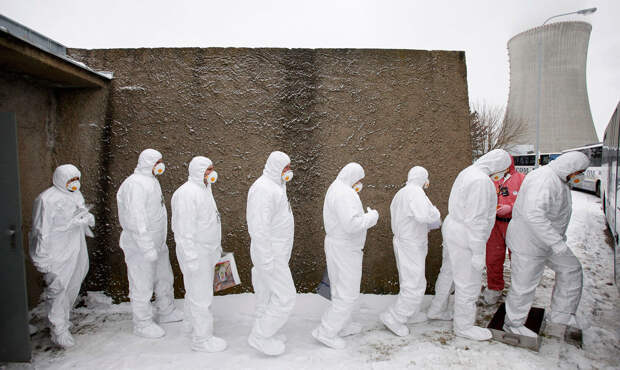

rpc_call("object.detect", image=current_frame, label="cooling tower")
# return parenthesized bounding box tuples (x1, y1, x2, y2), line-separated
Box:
(505, 21, 598, 153)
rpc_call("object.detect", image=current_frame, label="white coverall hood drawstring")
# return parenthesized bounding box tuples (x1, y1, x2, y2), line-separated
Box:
(549, 151, 590, 182)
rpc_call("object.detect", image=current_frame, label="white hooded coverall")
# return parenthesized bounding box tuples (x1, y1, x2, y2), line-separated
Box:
(505, 151, 590, 327)
(317, 163, 379, 338)
(428, 149, 511, 334)
(117, 149, 176, 329)
(30, 164, 94, 343)
(247, 151, 296, 339)
(384, 167, 441, 324)
(172, 156, 222, 345)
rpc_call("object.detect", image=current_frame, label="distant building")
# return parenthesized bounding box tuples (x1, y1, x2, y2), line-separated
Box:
(505, 21, 598, 153)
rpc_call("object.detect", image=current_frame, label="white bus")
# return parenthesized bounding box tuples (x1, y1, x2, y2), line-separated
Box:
(601, 102, 619, 289)
(513, 152, 561, 175)
(562, 143, 603, 196)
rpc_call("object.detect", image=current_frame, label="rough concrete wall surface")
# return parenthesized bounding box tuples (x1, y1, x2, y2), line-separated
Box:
(506, 21, 598, 152)
(57, 48, 471, 301)
(0, 71, 109, 306)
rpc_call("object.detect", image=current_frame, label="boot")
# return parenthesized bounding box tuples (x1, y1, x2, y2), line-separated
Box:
(454, 326, 493, 341)
(192, 336, 227, 352)
(503, 323, 537, 338)
(134, 321, 165, 338)
(408, 311, 428, 324)
(482, 288, 502, 305)
(52, 330, 75, 348)
(339, 321, 362, 337)
(248, 329, 286, 356)
(380, 312, 409, 337)
(312, 327, 346, 349)
(158, 308, 184, 323)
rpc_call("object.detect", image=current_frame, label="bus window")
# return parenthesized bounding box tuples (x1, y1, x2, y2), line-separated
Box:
(540, 155, 550, 165)
(591, 146, 602, 167)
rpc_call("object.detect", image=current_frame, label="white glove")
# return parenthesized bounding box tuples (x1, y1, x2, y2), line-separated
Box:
(428, 219, 442, 231)
(86, 213, 95, 227)
(471, 254, 485, 271)
(144, 248, 158, 262)
(186, 258, 199, 272)
(551, 241, 568, 255)
(364, 207, 379, 228)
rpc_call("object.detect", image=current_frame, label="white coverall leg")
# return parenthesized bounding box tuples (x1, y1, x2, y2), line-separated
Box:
(319, 240, 363, 338)
(505, 249, 583, 327)
(121, 232, 176, 328)
(387, 237, 427, 324)
(427, 244, 454, 320)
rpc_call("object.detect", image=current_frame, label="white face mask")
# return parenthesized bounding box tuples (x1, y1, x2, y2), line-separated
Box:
(282, 170, 293, 183)
(491, 170, 507, 182)
(153, 162, 166, 176)
(205, 170, 218, 184)
(66, 180, 80, 192)
(424, 181, 430, 189)
(569, 173, 584, 186)
(353, 182, 363, 193)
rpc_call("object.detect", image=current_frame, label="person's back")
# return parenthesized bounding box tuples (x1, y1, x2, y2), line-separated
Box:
(508, 164, 571, 256)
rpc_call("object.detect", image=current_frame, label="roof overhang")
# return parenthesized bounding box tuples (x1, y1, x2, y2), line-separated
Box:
(0, 14, 112, 88)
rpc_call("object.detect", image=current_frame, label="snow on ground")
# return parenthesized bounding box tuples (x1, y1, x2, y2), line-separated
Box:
(28, 191, 619, 369)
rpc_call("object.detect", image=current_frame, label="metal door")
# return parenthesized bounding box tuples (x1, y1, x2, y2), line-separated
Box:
(0, 112, 31, 362)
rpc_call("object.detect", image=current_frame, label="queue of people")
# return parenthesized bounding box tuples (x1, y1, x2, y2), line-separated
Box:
(28, 147, 590, 355)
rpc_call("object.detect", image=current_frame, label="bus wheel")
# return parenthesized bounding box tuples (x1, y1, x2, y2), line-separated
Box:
(596, 181, 601, 197)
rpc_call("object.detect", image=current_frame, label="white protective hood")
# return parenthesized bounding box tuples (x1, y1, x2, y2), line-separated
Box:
(549, 151, 590, 182)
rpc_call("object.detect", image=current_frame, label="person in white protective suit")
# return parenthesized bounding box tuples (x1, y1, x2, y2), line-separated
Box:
(117, 149, 183, 339)
(312, 163, 380, 349)
(29, 164, 95, 348)
(247, 151, 296, 356)
(426, 149, 511, 341)
(380, 166, 441, 337)
(503, 151, 590, 337)
(171, 156, 227, 352)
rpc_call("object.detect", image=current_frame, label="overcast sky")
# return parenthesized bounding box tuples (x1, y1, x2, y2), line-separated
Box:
(1, 0, 618, 139)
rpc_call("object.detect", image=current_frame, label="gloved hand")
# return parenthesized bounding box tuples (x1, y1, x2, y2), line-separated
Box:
(186, 258, 199, 272)
(471, 254, 485, 271)
(496, 205, 512, 217)
(428, 219, 442, 231)
(365, 207, 379, 228)
(85, 213, 95, 227)
(144, 248, 158, 262)
(551, 241, 568, 255)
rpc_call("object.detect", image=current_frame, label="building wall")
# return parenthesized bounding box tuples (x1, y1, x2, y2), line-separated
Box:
(8, 47, 472, 305)
(505, 21, 598, 152)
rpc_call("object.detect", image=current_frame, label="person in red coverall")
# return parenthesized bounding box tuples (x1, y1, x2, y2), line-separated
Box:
(482, 155, 526, 305)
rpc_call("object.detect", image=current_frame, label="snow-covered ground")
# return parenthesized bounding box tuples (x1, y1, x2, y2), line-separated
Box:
(28, 191, 619, 369)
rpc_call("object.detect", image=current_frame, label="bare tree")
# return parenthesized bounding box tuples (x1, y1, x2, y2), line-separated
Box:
(470, 102, 527, 160)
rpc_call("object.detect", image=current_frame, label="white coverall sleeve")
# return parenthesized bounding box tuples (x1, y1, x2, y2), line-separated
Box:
(248, 189, 275, 267)
(410, 191, 441, 225)
(173, 192, 200, 261)
(522, 179, 564, 248)
(464, 178, 496, 255)
(334, 193, 374, 233)
(124, 183, 155, 253)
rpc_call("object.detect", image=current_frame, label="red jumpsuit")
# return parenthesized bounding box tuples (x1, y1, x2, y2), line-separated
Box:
(486, 157, 525, 291)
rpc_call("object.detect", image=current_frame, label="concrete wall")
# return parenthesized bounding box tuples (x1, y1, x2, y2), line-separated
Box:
(0, 70, 109, 306)
(66, 47, 472, 301)
(6, 47, 472, 305)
